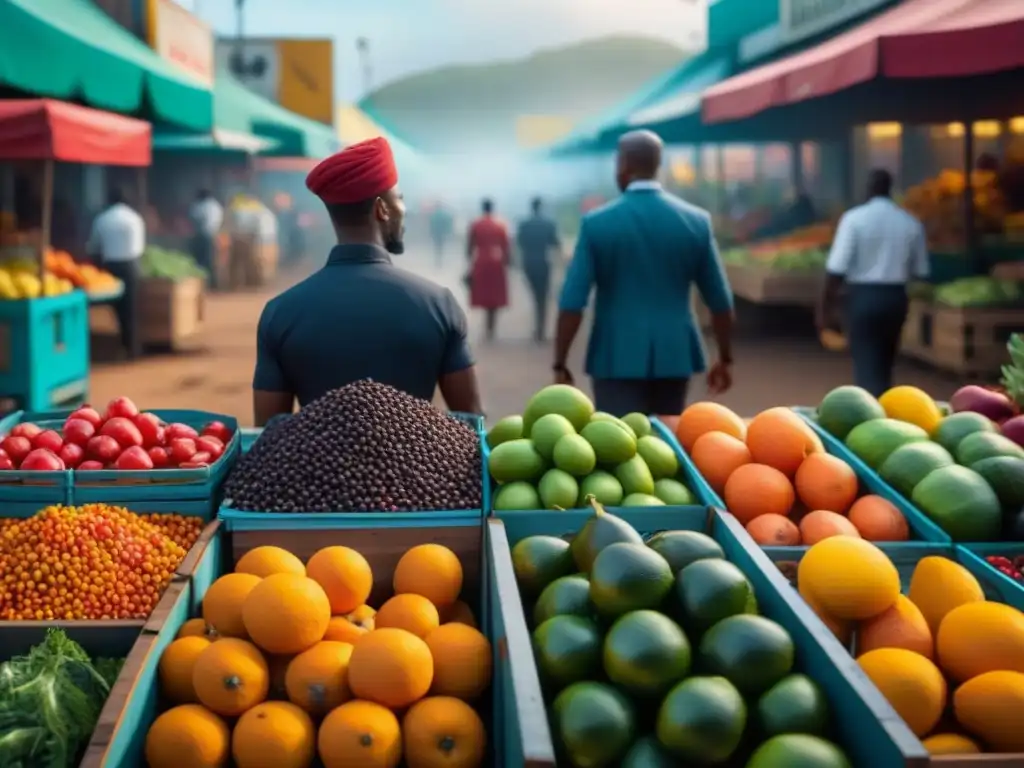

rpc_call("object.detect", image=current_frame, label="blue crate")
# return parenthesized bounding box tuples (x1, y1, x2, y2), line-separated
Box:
(0, 409, 74, 510)
(89, 521, 553, 767)
(0, 291, 90, 412)
(651, 415, 722, 506)
(793, 409, 952, 544)
(959, 542, 1024, 610)
(493, 506, 927, 768)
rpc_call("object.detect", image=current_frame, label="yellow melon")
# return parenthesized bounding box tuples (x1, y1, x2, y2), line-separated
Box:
(798, 582, 853, 646)
(907, 556, 984, 635)
(857, 648, 946, 737)
(857, 594, 933, 659)
(953, 670, 1024, 753)
(936, 601, 1024, 682)
(921, 733, 980, 755)
(798, 536, 900, 620)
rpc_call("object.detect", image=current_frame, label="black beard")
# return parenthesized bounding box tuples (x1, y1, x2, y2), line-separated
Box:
(385, 236, 405, 255)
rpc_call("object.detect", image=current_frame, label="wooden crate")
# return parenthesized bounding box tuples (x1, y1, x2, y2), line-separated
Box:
(900, 297, 933, 362)
(138, 277, 205, 348)
(902, 301, 1024, 377)
(726, 263, 822, 306)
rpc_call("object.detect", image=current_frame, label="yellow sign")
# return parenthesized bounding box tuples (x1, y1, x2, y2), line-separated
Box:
(146, 0, 214, 86)
(277, 39, 334, 126)
(515, 115, 574, 149)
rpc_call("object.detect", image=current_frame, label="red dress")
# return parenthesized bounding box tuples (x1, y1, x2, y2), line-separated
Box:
(468, 215, 510, 309)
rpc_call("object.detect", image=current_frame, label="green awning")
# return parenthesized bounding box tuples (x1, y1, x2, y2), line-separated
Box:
(152, 129, 278, 154)
(0, 0, 213, 131)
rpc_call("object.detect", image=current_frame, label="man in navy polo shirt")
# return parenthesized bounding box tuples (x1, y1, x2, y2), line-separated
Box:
(252, 137, 483, 426)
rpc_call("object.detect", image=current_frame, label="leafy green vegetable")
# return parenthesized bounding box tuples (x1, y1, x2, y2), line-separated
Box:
(0, 629, 121, 768)
(141, 246, 207, 281)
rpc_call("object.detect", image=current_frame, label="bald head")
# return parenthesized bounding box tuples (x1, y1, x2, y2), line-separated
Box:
(616, 130, 663, 190)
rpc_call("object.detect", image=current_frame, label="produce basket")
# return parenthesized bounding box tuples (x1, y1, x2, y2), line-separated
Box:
(492, 506, 928, 767)
(760, 542, 1024, 763)
(959, 542, 1024, 609)
(82, 518, 553, 767)
(0, 409, 75, 514)
(86, 281, 125, 304)
(652, 415, 721, 507)
(219, 411, 490, 529)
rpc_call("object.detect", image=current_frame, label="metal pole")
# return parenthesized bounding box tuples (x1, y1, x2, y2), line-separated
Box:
(234, 0, 245, 73)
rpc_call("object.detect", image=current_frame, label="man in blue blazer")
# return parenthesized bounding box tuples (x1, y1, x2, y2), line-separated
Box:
(552, 130, 735, 416)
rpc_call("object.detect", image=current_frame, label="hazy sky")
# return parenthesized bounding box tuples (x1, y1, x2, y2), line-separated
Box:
(187, 0, 709, 101)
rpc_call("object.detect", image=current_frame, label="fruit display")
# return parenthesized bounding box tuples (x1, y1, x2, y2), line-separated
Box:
(487, 385, 698, 510)
(0, 504, 203, 620)
(902, 169, 1007, 250)
(678, 401, 911, 546)
(722, 245, 827, 272)
(510, 502, 853, 766)
(140, 246, 207, 281)
(776, 537, 1024, 755)
(44, 248, 121, 293)
(815, 384, 1024, 541)
(932, 276, 1022, 307)
(985, 555, 1024, 582)
(0, 254, 75, 299)
(146, 541, 491, 768)
(0, 629, 124, 768)
(0, 396, 234, 471)
(224, 380, 483, 513)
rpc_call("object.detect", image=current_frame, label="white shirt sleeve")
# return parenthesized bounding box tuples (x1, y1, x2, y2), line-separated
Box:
(825, 213, 856, 276)
(911, 221, 930, 279)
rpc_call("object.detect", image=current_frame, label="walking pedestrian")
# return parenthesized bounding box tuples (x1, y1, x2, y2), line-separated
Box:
(86, 188, 144, 360)
(553, 130, 735, 417)
(817, 169, 929, 396)
(467, 198, 510, 342)
(189, 188, 223, 289)
(430, 202, 453, 268)
(252, 137, 482, 426)
(516, 197, 562, 342)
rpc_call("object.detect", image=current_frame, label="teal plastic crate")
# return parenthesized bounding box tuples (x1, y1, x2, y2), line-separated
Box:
(0, 409, 74, 514)
(959, 542, 1024, 610)
(793, 409, 952, 544)
(0, 291, 90, 412)
(492, 506, 927, 768)
(89, 521, 553, 767)
(651, 415, 724, 507)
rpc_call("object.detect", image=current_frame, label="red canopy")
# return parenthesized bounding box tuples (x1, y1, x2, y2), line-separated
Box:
(702, 0, 1024, 124)
(0, 99, 151, 166)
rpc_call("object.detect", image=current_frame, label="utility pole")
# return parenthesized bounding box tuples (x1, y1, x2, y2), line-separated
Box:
(356, 37, 373, 97)
(233, 0, 246, 75)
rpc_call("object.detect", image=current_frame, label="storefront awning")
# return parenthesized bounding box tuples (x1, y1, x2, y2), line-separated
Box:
(0, 0, 213, 132)
(625, 56, 734, 128)
(701, 0, 1019, 124)
(152, 129, 278, 154)
(0, 99, 151, 166)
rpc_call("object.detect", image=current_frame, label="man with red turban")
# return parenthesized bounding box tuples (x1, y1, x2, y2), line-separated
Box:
(251, 137, 483, 425)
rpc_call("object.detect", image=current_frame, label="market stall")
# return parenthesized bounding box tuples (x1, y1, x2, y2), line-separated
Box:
(0, 99, 151, 412)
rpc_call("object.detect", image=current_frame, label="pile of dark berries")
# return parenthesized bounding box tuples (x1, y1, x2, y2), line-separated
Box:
(225, 380, 483, 512)
(985, 555, 1024, 582)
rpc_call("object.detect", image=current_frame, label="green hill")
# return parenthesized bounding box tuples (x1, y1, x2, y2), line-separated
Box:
(359, 35, 687, 152)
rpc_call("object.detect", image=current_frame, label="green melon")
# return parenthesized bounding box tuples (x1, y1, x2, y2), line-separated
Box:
(844, 419, 929, 469)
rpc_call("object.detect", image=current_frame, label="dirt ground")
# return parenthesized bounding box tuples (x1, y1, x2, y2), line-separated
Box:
(89, 248, 966, 426)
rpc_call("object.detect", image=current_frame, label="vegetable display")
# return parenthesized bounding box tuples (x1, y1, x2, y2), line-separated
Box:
(224, 380, 483, 513)
(487, 385, 697, 510)
(146, 542, 490, 768)
(0, 629, 124, 768)
(0, 396, 233, 471)
(140, 246, 207, 281)
(932, 276, 1022, 308)
(0, 505, 203, 620)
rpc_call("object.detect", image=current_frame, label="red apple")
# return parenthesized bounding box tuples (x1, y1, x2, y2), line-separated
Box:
(20, 449, 65, 471)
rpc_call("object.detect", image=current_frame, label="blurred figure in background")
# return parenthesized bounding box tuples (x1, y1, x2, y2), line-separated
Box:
(430, 201, 454, 268)
(467, 198, 510, 342)
(517, 196, 562, 342)
(273, 192, 305, 267)
(189, 188, 223, 289)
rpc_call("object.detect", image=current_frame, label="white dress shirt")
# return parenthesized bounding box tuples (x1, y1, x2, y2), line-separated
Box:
(826, 197, 929, 285)
(190, 198, 224, 238)
(86, 203, 145, 262)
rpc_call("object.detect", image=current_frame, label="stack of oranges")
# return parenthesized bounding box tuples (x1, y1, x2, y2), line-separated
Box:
(147, 542, 492, 768)
(0, 504, 203, 620)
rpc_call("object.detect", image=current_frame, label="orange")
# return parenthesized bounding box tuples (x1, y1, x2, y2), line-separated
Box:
(403, 696, 487, 768)
(936, 601, 1024, 681)
(306, 546, 373, 615)
(145, 704, 230, 768)
(349, 628, 434, 710)
(745, 514, 801, 546)
(202, 573, 262, 639)
(235, 546, 306, 578)
(799, 510, 861, 545)
(376, 593, 441, 639)
(857, 594, 933, 659)
(794, 454, 859, 514)
(192, 638, 270, 717)
(285, 640, 354, 715)
(675, 402, 746, 452)
(159, 636, 212, 704)
(242, 573, 331, 656)
(425, 623, 493, 700)
(690, 431, 751, 494)
(177, 618, 217, 641)
(232, 701, 316, 768)
(441, 600, 477, 628)
(319, 700, 402, 768)
(393, 544, 463, 609)
(858, 648, 946, 737)
(324, 615, 371, 644)
(746, 407, 824, 477)
(723, 463, 795, 524)
(848, 495, 909, 542)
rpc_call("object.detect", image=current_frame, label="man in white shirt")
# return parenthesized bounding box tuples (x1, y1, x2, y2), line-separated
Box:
(818, 169, 929, 396)
(189, 189, 223, 290)
(87, 189, 145, 359)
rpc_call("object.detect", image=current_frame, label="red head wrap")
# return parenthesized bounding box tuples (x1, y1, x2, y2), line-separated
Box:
(305, 137, 399, 204)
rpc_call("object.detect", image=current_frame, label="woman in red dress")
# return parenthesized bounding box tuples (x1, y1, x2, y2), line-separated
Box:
(467, 198, 510, 341)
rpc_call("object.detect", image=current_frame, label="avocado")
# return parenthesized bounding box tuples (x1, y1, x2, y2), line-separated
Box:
(622, 413, 653, 438)
(698, 614, 795, 697)
(590, 543, 674, 618)
(486, 414, 524, 449)
(534, 575, 593, 626)
(533, 615, 603, 691)
(757, 674, 830, 738)
(646, 530, 724, 574)
(532, 413, 577, 460)
(511, 535, 574, 597)
(553, 682, 636, 768)
(636, 436, 680, 479)
(538, 468, 579, 510)
(570, 502, 644, 573)
(656, 676, 747, 763)
(616, 454, 656, 496)
(674, 558, 758, 634)
(603, 609, 691, 698)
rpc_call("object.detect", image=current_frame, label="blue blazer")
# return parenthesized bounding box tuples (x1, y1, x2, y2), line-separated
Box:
(559, 186, 733, 380)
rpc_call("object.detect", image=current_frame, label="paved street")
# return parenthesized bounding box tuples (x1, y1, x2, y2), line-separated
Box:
(89, 244, 965, 426)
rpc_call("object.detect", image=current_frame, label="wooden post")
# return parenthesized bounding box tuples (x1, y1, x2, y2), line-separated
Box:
(38, 159, 54, 285)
